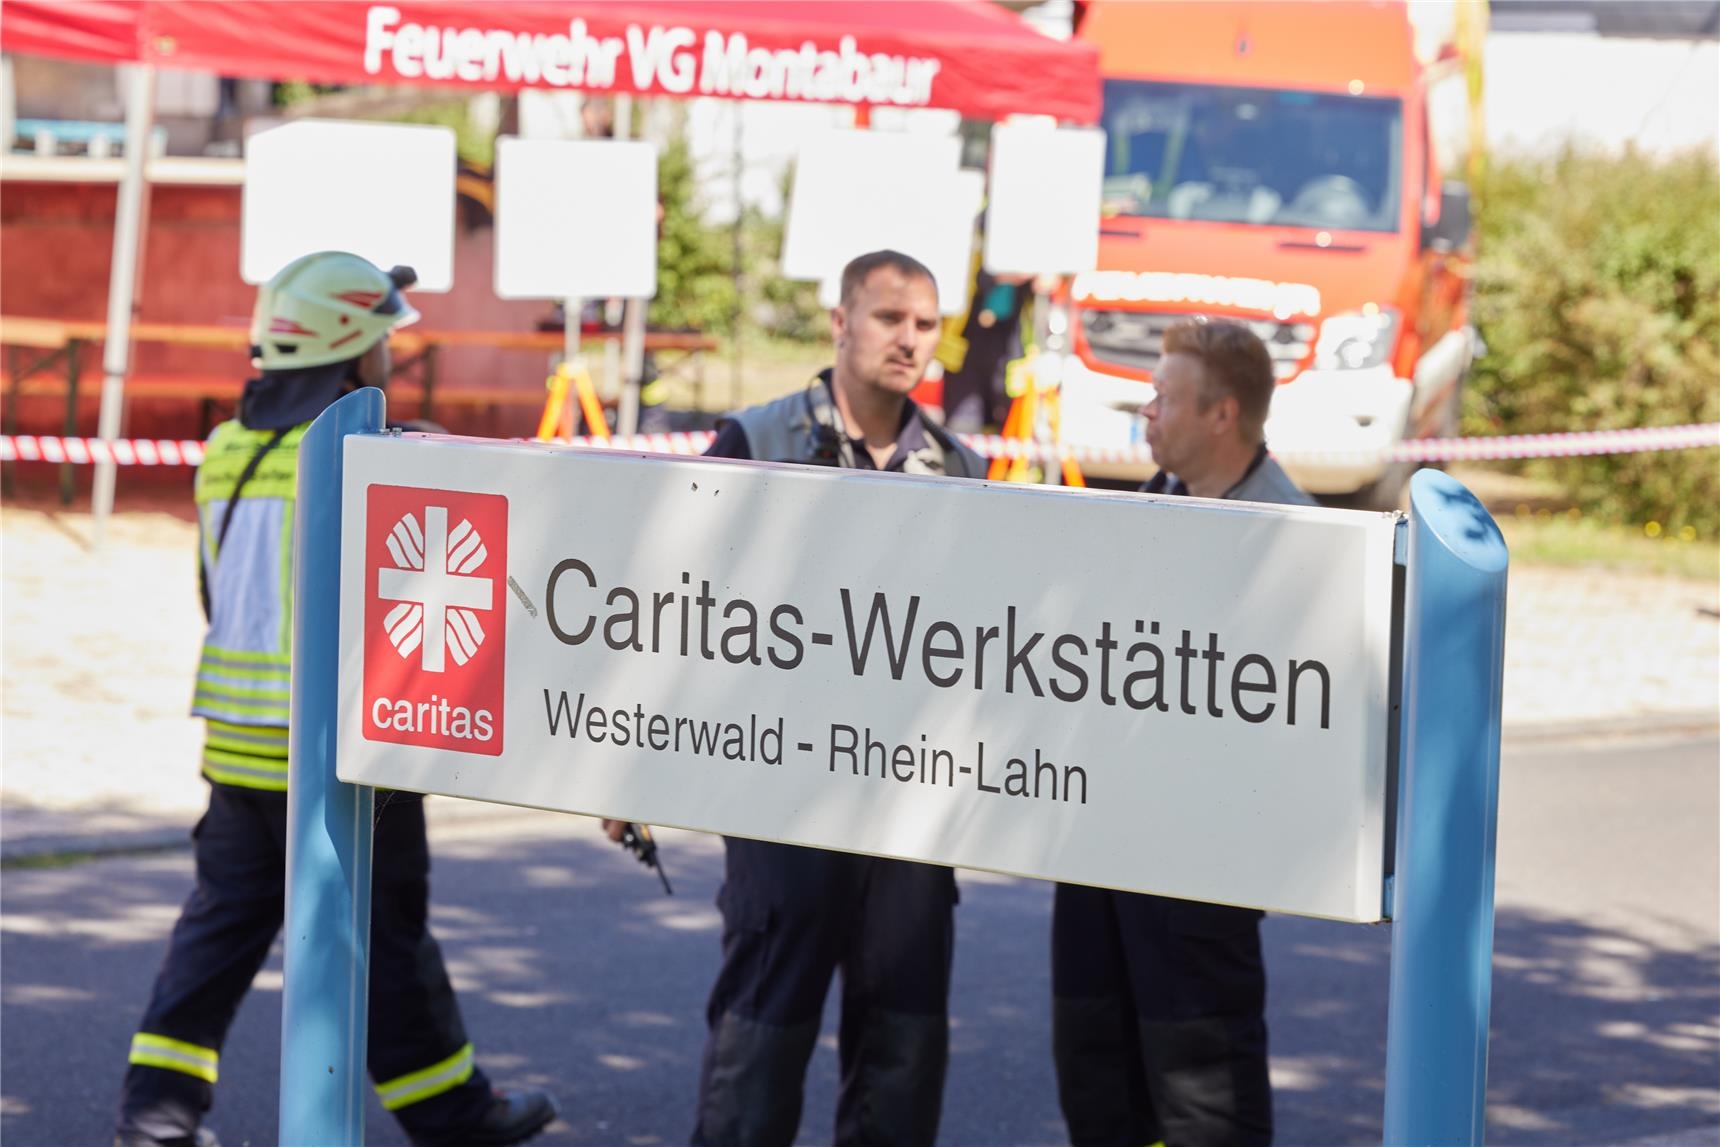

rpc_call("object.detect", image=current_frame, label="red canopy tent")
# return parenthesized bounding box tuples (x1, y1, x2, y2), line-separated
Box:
(2, 0, 1100, 123)
(3, 0, 1098, 530)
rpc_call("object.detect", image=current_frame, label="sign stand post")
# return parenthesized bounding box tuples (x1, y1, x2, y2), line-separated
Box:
(281, 386, 386, 1147)
(1384, 469, 1509, 1146)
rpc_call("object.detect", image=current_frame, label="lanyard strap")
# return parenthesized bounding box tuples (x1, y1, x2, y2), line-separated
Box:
(216, 428, 290, 553)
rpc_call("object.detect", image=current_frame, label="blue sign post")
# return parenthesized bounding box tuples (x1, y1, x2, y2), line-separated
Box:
(1383, 469, 1509, 1146)
(280, 399, 1508, 1145)
(282, 387, 385, 1146)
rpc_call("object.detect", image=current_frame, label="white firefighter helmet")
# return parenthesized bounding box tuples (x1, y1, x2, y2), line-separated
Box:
(249, 251, 421, 371)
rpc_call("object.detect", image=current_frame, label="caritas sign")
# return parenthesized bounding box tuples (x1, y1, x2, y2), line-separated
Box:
(362, 485, 507, 754)
(363, 5, 943, 106)
(337, 436, 1401, 923)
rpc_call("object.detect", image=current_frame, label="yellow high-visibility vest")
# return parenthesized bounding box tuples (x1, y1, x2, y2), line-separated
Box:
(190, 420, 308, 790)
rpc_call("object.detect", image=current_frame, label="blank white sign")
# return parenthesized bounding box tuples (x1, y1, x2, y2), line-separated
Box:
(984, 123, 1105, 276)
(782, 129, 961, 287)
(494, 138, 659, 301)
(817, 168, 985, 316)
(243, 120, 455, 290)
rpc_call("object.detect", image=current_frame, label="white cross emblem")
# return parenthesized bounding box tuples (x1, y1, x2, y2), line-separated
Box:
(377, 506, 493, 673)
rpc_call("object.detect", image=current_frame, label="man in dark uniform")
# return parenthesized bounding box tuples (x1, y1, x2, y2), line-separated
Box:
(1052, 319, 1313, 1147)
(937, 260, 1031, 433)
(679, 249, 983, 1147)
(113, 252, 557, 1147)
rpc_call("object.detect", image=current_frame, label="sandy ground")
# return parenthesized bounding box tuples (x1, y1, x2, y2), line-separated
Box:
(2, 489, 1716, 837)
(3, 498, 209, 831)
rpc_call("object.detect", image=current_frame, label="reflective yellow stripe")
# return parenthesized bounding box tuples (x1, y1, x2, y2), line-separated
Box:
(374, 1042, 476, 1111)
(202, 748, 290, 791)
(202, 736, 287, 763)
(201, 766, 289, 792)
(197, 673, 288, 697)
(201, 647, 291, 673)
(199, 674, 290, 690)
(195, 707, 290, 727)
(193, 692, 290, 722)
(199, 666, 289, 684)
(203, 745, 288, 769)
(204, 724, 289, 757)
(196, 667, 290, 694)
(196, 687, 290, 711)
(130, 1033, 219, 1083)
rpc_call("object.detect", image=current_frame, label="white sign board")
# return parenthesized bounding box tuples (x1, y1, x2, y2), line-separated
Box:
(494, 137, 659, 300)
(337, 437, 1399, 923)
(781, 129, 962, 293)
(984, 122, 1105, 276)
(243, 120, 455, 290)
(817, 168, 985, 317)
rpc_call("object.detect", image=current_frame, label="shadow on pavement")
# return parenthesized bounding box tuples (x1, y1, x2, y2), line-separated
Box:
(2, 813, 1715, 1146)
(1265, 909, 1720, 1146)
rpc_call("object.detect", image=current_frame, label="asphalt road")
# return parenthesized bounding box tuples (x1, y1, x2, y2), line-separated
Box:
(3, 729, 1716, 1147)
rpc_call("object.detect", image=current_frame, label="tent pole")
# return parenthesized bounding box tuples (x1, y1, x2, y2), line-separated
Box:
(92, 62, 155, 545)
(617, 265, 648, 434)
(564, 298, 582, 366)
(729, 101, 742, 419)
(615, 94, 646, 436)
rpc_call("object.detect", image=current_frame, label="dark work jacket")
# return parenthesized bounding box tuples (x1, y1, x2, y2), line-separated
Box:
(707, 370, 985, 478)
(1143, 444, 1316, 507)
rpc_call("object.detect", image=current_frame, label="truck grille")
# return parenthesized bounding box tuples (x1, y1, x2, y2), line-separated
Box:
(1080, 310, 1315, 380)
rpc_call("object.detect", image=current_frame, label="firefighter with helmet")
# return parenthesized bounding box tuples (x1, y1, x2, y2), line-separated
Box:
(113, 252, 558, 1147)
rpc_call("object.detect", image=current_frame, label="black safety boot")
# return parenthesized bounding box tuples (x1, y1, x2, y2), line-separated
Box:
(447, 1086, 558, 1146)
(113, 1129, 220, 1147)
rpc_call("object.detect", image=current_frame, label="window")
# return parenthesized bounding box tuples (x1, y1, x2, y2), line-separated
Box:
(1100, 80, 1405, 233)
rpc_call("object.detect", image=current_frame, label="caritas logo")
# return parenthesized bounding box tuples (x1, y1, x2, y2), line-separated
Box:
(363, 485, 506, 755)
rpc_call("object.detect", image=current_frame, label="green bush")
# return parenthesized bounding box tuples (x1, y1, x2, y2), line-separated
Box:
(653, 149, 824, 344)
(746, 171, 827, 343)
(1466, 147, 1720, 536)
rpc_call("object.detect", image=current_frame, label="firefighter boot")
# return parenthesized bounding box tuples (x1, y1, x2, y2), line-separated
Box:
(415, 1086, 557, 1147)
(114, 1130, 221, 1147)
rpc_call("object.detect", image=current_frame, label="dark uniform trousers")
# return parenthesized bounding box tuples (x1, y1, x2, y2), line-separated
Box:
(119, 784, 494, 1145)
(693, 838, 957, 1147)
(1052, 884, 1273, 1147)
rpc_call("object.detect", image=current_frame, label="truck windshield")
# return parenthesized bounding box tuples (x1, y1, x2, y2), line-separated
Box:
(1100, 80, 1404, 233)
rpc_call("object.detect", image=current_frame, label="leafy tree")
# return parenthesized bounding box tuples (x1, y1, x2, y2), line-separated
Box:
(650, 133, 736, 334)
(745, 169, 826, 343)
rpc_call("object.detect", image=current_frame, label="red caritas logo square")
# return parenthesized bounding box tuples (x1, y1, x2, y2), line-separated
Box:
(363, 485, 506, 755)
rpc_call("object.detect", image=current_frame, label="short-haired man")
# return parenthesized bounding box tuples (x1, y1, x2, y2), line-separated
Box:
(1140, 318, 1314, 505)
(682, 250, 982, 1147)
(1051, 319, 1312, 1147)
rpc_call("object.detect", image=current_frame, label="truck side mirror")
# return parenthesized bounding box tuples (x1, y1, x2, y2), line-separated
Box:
(1424, 181, 1472, 252)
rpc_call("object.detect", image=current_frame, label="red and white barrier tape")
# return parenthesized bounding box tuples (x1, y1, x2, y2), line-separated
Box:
(5, 423, 1717, 469)
(0, 435, 206, 466)
(552, 431, 719, 456)
(543, 422, 1720, 465)
(1377, 422, 1720, 462)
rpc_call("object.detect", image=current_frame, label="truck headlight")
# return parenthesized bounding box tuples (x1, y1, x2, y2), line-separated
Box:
(1313, 309, 1400, 371)
(1044, 297, 1071, 352)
